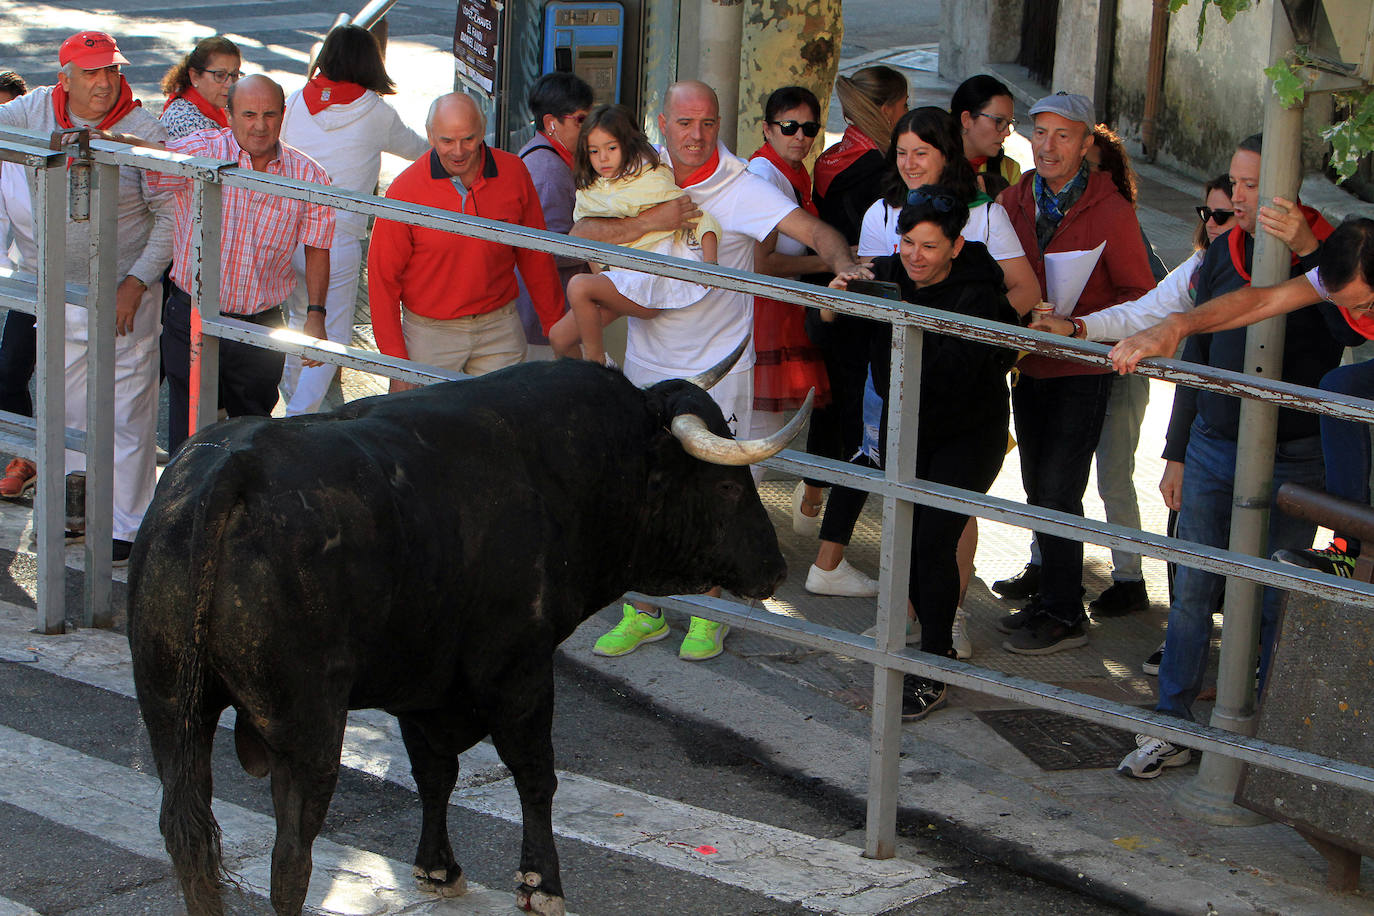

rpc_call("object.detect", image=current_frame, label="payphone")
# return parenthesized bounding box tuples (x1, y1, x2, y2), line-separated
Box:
(542, 1, 625, 106)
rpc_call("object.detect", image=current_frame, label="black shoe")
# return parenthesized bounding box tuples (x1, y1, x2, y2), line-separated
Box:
(992, 563, 1040, 600)
(112, 538, 132, 568)
(1003, 615, 1089, 655)
(995, 596, 1042, 635)
(1142, 642, 1164, 676)
(901, 675, 948, 722)
(1089, 580, 1149, 617)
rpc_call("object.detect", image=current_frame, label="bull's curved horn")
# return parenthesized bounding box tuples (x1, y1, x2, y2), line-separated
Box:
(683, 336, 751, 391)
(671, 388, 815, 466)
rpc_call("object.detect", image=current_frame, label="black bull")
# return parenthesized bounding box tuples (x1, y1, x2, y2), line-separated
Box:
(128, 358, 803, 915)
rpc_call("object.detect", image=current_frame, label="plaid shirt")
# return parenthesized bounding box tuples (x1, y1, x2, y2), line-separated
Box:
(158, 129, 334, 315)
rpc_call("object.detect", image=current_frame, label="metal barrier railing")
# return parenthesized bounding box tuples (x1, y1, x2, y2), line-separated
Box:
(9, 128, 1374, 861)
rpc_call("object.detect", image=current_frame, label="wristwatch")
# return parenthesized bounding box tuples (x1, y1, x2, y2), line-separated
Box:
(307, 304, 326, 316)
(1070, 317, 1086, 339)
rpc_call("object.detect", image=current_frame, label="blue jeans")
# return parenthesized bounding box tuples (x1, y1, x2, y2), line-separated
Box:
(1155, 420, 1323, 721)
(1012, 372, 1114, 624)
(1319, 359, 1374, 553)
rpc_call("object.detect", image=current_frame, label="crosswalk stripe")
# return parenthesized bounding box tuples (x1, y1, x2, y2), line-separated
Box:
(0, 724, 569, 916)
(0, 607, 961, 913)
(0, 895, 41, 916)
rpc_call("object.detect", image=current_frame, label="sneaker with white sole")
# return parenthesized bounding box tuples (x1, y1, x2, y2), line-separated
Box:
(679, 617, 728, 661)
(951, 608, 973, 660)
(790, 481, 822, 538)
(1117, 734, 1191, 779)
(861, 617, 919, 645)
(901, 676, 947, 722)
(592, 604, 669, 657)
(805, 559, 879, 597)
(1142, 641, 1164, 676)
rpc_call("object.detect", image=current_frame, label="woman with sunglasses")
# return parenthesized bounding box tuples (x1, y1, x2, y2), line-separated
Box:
(159, 36, 241, 140)
(832, 187, 1018, 719)
(277, 24, 430, 416)
(951, 74, 1021, 198)
(745, 87, 832, 493)
(514, 73, 595, 356)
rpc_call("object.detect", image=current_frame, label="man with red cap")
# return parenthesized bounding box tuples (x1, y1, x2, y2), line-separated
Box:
(0, 31, 175, 566)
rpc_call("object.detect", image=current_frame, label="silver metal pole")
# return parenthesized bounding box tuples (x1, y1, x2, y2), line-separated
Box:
(1175, 0, 1300, 825)
(33, 161, 66, 635)
(696, 0, 743, 153)
(189, 179, 223, 439)
(81, 160, 118, 627)
(866, 324, 921, 859)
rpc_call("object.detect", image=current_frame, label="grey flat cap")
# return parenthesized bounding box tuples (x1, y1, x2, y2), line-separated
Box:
(1028, 91, 1096, 129)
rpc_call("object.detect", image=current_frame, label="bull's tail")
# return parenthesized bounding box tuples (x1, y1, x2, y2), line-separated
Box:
(156, 448, 249, 915)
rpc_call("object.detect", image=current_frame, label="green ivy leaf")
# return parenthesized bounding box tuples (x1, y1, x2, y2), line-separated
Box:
(1264, 61, 1307, 108)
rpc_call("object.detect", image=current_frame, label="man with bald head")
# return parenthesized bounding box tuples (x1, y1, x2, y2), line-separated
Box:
(572, 80, 866, 662)
(157, 72, 335, 452)
(368, 92, 564, 383)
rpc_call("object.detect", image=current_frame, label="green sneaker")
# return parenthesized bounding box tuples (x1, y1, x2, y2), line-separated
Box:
(679, 617, 729, 662)
(592, 604, 669, 657)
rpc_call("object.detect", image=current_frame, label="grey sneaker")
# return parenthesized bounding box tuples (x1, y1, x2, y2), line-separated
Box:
(1117, 734, 1191, 779)
(1002, 615, 1088, 655)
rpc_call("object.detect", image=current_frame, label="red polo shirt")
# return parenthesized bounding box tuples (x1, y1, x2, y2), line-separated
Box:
(368, 145, 566, 359)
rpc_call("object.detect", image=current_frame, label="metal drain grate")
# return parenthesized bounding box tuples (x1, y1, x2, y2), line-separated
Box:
(975, 708, 1141, 771)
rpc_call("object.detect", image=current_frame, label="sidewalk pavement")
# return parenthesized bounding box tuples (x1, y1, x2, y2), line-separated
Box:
(1, 32, 1367, 916)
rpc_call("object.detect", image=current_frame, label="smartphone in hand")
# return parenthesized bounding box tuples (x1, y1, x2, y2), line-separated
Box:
(844, 279, 902, 301)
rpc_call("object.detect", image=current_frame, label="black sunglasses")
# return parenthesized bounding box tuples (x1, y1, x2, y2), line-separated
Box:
(906, 187, 957, 212)
(769, 120, 821, 137)
(1196, 206, 1234, 225)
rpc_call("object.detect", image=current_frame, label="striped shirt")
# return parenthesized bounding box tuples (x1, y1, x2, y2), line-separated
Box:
(158, 128, 335, 315)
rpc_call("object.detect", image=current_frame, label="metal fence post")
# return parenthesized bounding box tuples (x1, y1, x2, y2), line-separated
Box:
(81, 160, 119, 627)
(189, 177, 223, 438)
(1175, 0, 1301, 825)
(33, 160, 66, 634)
(866, 322, 921, 859)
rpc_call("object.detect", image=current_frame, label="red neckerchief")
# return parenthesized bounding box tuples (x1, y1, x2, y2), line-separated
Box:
(968, 155, 989, 169)
(545, 130, 574, 168)
(678, 146, 721, 187)
(302, 76, 366, 114)
(813, 126, 878, 199)
(53, 76, 140, 130)
(166, 85, 227, 128)
(750, 143, 817, 215)
(1227, 204, 1334, 282)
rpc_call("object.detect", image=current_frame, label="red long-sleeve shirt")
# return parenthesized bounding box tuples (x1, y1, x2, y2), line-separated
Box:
(368, 146, 566, 359)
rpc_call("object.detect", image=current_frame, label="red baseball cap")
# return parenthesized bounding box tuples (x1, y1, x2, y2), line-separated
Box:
(59, 31, 130, 69)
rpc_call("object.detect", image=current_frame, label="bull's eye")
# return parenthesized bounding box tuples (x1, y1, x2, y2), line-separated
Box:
(715, 479, 744, 502)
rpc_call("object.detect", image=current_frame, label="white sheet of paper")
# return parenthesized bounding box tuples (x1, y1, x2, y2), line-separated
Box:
(1043, 241, 1105, 317)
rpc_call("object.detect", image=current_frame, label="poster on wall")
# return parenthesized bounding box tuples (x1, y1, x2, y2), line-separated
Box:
(453, 0, 503, 96)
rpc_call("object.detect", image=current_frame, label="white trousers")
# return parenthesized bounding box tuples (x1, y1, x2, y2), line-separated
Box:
(62, 287, 161, 542)
(624, 360, 752, 440)
(280, 237, 363, 416)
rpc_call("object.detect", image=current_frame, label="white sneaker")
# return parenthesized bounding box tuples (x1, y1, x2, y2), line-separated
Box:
(791, 481, 822, 538)
(805, 559, 879, 597)
(951, 608, 973, 660)
(1117, 734, 1191, 779)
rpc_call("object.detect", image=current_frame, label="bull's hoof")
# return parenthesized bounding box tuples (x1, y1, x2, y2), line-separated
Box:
(412, 863, 468, 898)
(515, 887, 566, 916)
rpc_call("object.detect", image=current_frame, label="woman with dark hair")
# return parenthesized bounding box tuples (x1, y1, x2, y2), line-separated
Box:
(951, 74, 1021, 197)
(160, 36, 241, 140)
(832, 187, 1018, 720)
(808, 107, 1036, 654)
(745, 86, 831, 489)
(514, 72, 595, 351)
(278, 24, 429, 415)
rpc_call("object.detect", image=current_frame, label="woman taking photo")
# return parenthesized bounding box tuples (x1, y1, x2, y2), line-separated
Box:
(833, 187, 1018, 720)
(745, 86, 832, 489)
(160, 36, 241, 140)
(951, 74, 1020, 197)
(279, 24, 429, 416)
